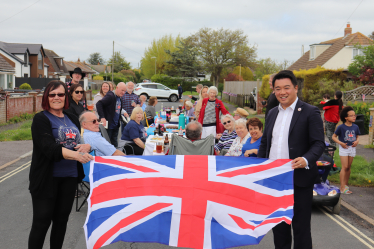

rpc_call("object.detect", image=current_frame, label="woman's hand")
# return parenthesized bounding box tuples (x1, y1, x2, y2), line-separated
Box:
(75, 152, 93, 164)
(352, 140, 359, 147)
(75, 144, 91, 153)
(216, 150, 220, 155)
(340, 142, 348, 149)
(216, 133, 222, 139)
(244, 149, 258, 157)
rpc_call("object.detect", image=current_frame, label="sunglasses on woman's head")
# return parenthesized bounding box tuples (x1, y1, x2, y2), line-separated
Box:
(223, 120, 231, 125)
(75, 91, 84, 94)
(48, 93, 65, 98)
(87, 119, 101, 124)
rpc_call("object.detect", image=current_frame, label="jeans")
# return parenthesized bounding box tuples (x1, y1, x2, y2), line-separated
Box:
(28, 177, 77, 249)
(325, 121, 337, 146)
(107, 126, 119, 148)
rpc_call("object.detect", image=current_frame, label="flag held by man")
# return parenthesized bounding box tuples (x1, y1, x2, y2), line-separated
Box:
(84, 155, 294, 249)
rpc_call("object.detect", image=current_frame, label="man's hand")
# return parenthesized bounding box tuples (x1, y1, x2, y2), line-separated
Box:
(188, 95, 192, 99)
(291, 157, 307, 169)
(352, 140, 359, 147)
(123, 113, 129, 118)
(100, 118, 107, 127)
(131, 102, 136, 107)
(75, 144, 91, 153)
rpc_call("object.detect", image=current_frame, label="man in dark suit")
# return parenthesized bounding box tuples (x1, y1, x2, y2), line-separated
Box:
(258, 70, 325, 249)
(265, 73, 279, 119)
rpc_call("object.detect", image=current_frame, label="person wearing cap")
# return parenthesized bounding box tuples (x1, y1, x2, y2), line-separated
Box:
(66, 67, 86, 90)
(233, 108, 249, 120)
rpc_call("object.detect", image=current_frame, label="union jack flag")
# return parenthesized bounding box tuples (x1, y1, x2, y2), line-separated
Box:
(84, 156, 294, 249)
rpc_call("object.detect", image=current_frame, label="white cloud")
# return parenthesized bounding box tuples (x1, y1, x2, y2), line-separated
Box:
(1, 0, 373, 68)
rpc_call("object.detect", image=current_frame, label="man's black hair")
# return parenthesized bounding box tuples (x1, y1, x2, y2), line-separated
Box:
(340, 106, 354, 123)
(272, 70, 298, 88)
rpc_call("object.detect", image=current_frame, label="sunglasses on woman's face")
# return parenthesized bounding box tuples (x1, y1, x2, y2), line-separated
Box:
(48, 93, 65, 98)
(87, 119, 101, 124)
(223, 120, 231, 125)
(75, 91, 84, 94)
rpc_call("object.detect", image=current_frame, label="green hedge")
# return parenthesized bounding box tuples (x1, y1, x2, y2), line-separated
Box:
(347, 101, 374, 134)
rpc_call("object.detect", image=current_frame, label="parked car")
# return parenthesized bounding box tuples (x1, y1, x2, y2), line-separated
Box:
(134, 83, 179, 102)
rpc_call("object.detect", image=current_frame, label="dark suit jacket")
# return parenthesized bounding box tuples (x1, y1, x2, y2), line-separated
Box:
(96, 91, 122, 128)
(258, 99, 325, 187)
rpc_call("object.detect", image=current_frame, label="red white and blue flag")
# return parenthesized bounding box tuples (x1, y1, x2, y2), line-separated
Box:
(84, 156, 294, 249)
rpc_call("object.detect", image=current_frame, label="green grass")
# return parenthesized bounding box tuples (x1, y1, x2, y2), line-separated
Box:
(92, 90, 99, 96)
(183, 91, 198, 96)
(0, 120, 33, 141)
(328, 148, 374, 187)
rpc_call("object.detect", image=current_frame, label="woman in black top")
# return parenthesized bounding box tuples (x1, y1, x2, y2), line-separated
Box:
(67, 84, 86, 118)
(28, 80, 93, 249)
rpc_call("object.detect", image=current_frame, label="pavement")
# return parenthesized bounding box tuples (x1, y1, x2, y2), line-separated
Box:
(0, 96, 373, 248)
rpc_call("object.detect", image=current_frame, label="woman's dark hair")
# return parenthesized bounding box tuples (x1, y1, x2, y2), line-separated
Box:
(340, 106, 354, 123)
(323, 94, 330, 99)
(100, 82, 111, 96)
(41, 80, 69, 111)
(335, 90, 343, 112)
(246, 117, 263, 131)
(68, 84, 84, 99)
(272, 70, 298, 88)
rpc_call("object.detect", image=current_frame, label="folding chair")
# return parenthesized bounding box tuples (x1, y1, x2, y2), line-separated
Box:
(99, 124, 111, 143)
(168, 134, 215, 155)
(76, 150, 95, 212)
(118, 139, 135, 155)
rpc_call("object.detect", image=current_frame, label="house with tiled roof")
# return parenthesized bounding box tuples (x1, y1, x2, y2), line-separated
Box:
(0, 55, 15, 90)
(86, 62, 111, 74)
(288, 23, 373, 72)
(64, 58, 97, 80)
(44, 49, 69, 78)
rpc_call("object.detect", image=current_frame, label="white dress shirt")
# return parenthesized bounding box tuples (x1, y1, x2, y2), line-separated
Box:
(269, 97, 309, 168)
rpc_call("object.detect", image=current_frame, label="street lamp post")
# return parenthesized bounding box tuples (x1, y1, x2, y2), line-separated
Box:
(151, 56, 156, 75)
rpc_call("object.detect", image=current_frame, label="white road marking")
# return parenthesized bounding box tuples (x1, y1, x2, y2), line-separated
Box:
(0, 161, 31, 183)
(319, 206, 374, 248)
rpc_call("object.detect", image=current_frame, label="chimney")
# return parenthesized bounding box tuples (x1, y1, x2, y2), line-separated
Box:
(344, 22, 352, 36)
(301, 45, 304, 56)
(78, 57, 80, 62)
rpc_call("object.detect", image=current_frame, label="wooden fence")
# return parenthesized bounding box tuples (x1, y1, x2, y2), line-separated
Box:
(343, 85, 374, 102)
(224, 80, 258, 94)
(222, 93, 254, 108)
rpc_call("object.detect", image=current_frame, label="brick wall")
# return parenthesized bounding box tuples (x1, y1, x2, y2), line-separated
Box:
(35, 95, 43, 112)
(0, 99, 6, 124)
(6, 95, 34, 121)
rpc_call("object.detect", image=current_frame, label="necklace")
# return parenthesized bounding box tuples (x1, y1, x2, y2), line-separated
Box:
(55, 114, 67, 126)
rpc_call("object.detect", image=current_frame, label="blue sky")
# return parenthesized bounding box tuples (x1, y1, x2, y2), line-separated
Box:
(1, 0, 372, 68)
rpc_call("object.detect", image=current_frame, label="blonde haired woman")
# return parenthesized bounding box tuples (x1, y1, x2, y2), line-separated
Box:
(194, 86, 209, 120)
(120, 107, 147, 155)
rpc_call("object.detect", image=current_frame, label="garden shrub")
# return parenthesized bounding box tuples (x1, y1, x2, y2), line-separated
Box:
(347, 101, 374, 134)
(93, 75, 104, 80)
(19, 83, 32, 90)
(259, 74, 271, 99)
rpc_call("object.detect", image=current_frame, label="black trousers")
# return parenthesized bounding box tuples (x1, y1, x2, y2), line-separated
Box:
(28, 177, 77, 249)
(272, 184, 314, 249)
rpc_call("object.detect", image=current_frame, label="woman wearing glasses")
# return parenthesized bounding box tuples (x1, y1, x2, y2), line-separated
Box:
(67, 84, 87, 118)
(214, 114, 237, 155)
(28, 80, 93, 249)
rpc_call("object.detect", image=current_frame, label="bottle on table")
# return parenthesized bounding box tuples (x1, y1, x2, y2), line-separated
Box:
(178, 127, 183, 137)
(164, 134, 169, 153)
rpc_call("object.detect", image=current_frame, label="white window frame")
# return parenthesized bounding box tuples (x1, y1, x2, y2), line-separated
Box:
(309, 46, 315, 60)
(352, 48, 364, 59)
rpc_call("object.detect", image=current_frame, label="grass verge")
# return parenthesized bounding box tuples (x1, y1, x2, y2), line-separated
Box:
(183, 91, 198, 96)
(0, 120, 32, 141)
(328, 148, 374, 187)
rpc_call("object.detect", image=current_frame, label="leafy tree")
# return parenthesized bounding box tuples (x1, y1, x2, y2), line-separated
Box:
(132, 69, 144, 83)
(368, 31, 374, 40)
(277, 59, 294, 71)
(186, 28, 257, 87)
(348, 43, 374, 84)
(165, 40, 201, 78)
(259, 75, 272, 99)
(87, 52, 105, 65)
(224, 73, 243, 81)
(107, 51, 131, 73)
(141, 34, 181, 78)
(232, 66, 253, 81)
(253, 58, 279, 80)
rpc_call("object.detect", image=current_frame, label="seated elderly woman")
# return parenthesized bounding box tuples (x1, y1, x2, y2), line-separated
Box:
(241, 117, 263, 157)
(120, 107, 147, 155)
(144, 96, 157, 125)
(225, 118, 251, 156)
(233, 107, 249, 120)
(184, 100, 195, 119)
(214, 114, 237, 155)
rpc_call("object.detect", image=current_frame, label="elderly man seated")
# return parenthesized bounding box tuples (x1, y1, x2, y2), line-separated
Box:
(80, 111, 125, 156)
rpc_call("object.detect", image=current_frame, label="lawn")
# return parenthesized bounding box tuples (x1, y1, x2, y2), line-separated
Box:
(0, 120, 32, 141)
(183, 91, 198, 96)
(329, 148, 374, 187)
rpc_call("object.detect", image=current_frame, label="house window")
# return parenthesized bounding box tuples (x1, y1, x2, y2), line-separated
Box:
(38, 52, 43, 70)
(24, 53, 28, 64)
(24, 74, 28, 78)
(310, 46, 315, 60)
(353, 48, 364, 58)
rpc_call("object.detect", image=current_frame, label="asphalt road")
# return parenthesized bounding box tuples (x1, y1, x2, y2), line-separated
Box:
(1, 155, 374, 249)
